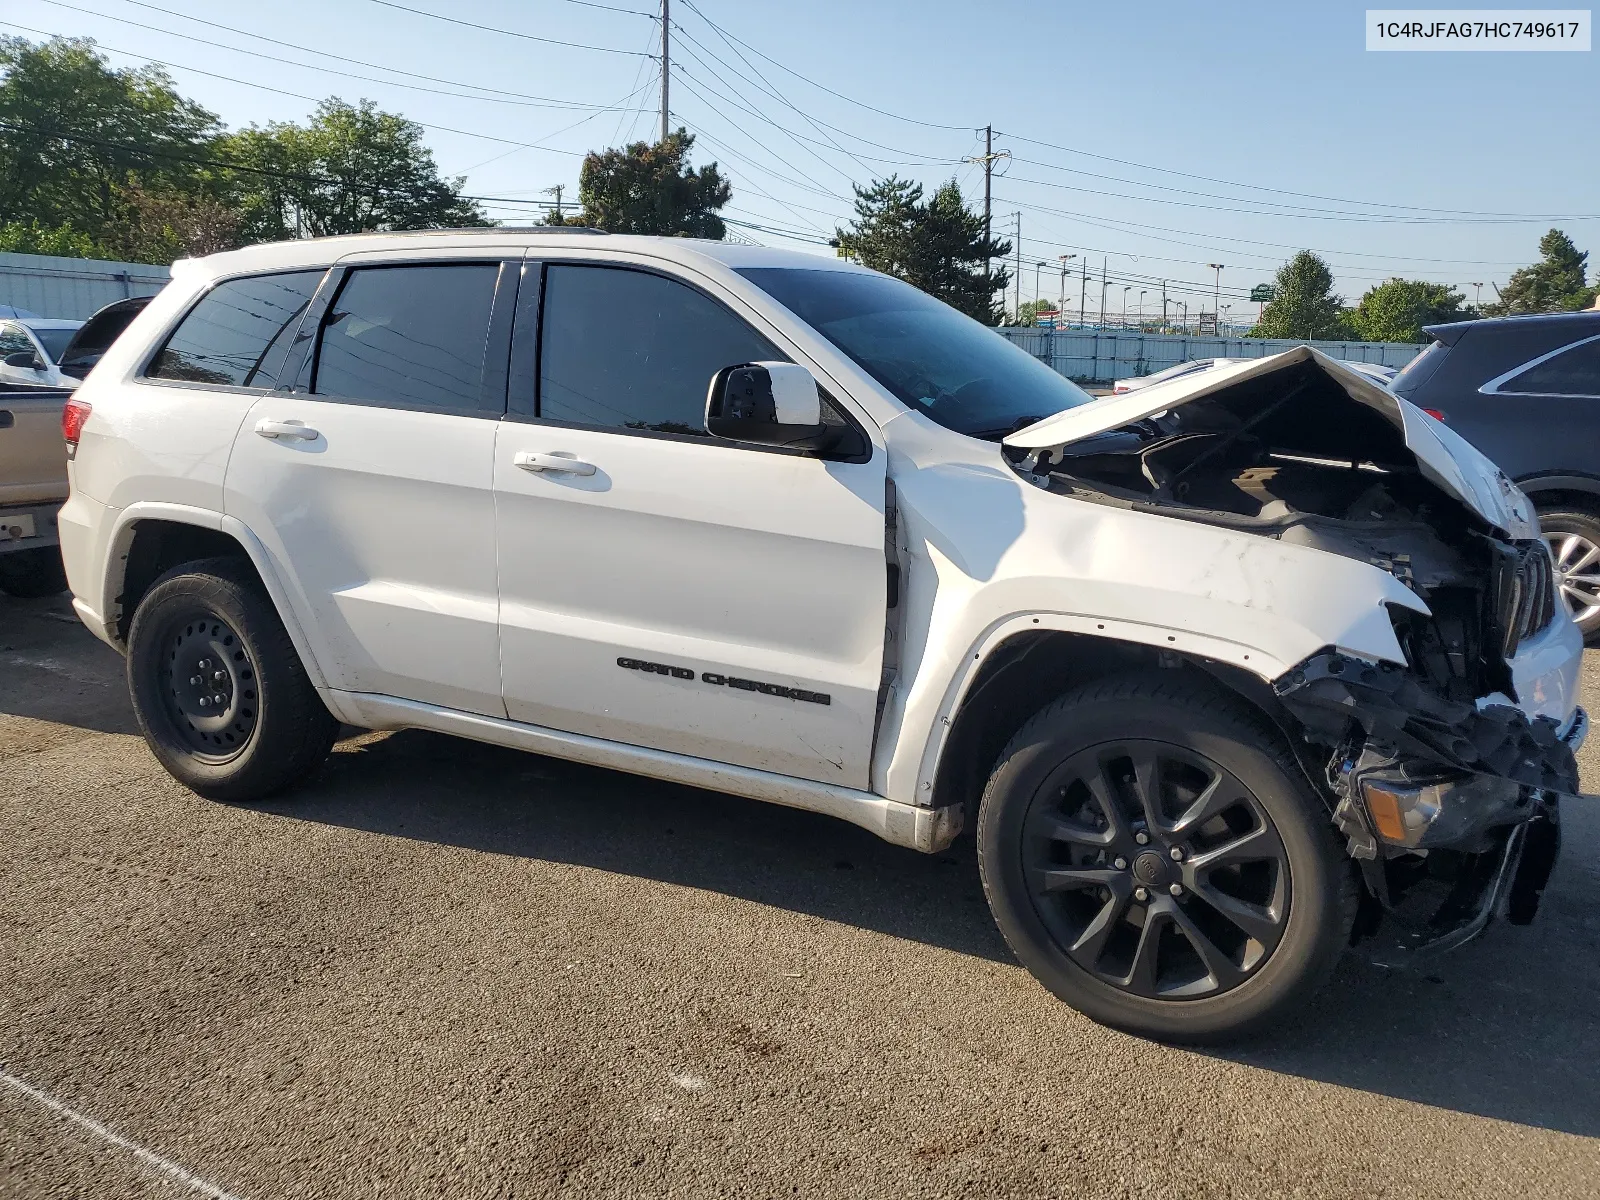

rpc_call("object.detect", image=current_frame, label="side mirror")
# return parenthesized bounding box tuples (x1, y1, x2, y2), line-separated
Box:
(4, 351, 42, 369)
(706, 361, 832, 451)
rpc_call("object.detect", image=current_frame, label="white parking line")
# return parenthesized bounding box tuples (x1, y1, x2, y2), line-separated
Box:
(0, 1066, 246, 1200)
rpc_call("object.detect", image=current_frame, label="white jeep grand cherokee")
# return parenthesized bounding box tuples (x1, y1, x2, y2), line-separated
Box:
(57, 230, 1587, 1041)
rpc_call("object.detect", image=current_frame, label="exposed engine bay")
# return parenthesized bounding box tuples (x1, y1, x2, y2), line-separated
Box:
(1002, 352, 1583, 960)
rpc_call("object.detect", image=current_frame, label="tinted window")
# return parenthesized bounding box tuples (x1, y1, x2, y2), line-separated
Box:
(150, 271, 323, 387)
(1389, 340, 1446, 398)
(313, 264, 498, 413)
(539, 265, 779, 435)
(739, 267, 1095, 437)
(1500, 336, 1600, 396)
(31, 327, 76, 361)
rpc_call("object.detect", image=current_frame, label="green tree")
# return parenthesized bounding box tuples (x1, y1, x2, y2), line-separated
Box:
(835, 176, 1011, 324)
(0, 37, 221, 250)
(221, 99, 488, 241)
(1346, 278, 1466, 343)
(1249, 251, 1349, 339)
(1009, 298, 1058, 327)
(0, 218, 100, 257)
(1486, 228, 1595, 314)
(574, 129, 729, 237)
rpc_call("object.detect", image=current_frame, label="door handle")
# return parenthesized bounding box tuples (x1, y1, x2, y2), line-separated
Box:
(254, 418, 319, 441)
(514, 450, 596, 476)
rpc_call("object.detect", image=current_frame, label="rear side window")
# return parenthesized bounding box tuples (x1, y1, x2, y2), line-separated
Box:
(538, 264, 780, 435)
(149, 271, 323, 387)
(312, 263, 498, 414)
(1496, 335, 1600, 397)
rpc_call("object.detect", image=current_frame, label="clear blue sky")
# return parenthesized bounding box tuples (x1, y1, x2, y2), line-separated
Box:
(12, 0, 1598, 314)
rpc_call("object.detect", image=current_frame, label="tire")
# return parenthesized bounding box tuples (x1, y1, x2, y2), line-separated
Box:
(126, 556, 338, 802)
(0, 546, 68, 598)
(976, 671, 1357, 1044)
(1538, 507, 1600, 643)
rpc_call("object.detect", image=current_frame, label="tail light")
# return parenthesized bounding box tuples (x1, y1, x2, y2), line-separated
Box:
(62, 396, 92, 456)
(1421, 407, 1446, 421)
(1113, 385, 1129, 394)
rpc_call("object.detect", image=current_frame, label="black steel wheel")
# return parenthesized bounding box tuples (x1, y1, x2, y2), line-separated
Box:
(155, 608, 259, 760)
(128, 556, 338, 802)
(1020, 741, 1289, 1001)
(978, 672, 1356, 1043)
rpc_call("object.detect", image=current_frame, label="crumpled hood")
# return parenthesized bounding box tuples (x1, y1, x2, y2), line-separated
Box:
(1004, 346, 1539, 540)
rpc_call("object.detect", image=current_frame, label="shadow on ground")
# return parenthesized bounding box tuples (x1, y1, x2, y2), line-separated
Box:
(0, 593, 138, 739)
(271, 725, 1600, 1139)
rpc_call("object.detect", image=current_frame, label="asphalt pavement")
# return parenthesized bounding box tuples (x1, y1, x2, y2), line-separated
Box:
(2, 589, 1598, 1199)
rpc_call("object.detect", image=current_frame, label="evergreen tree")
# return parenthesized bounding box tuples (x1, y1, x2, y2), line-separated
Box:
(1485, 229, 1596, 314)
(835, 176, 1010, 323)
(1249, 251, 1349, 339)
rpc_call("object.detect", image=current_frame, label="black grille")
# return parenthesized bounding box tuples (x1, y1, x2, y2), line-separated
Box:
(1497, 542, 1558, 658)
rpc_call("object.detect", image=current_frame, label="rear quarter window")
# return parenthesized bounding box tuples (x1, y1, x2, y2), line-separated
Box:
(1390, 340, 1446, 398)
(148, 270, 325, 388)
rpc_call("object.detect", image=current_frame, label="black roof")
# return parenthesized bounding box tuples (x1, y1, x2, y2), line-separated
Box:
(1424, 308, 1600, 346)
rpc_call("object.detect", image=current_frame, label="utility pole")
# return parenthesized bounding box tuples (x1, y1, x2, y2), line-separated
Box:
(1058, 254, 1075, 323)
(963, 127, 1010, 289)
(1208, 263, 1225, 321)
(1013, 211, 1022, 320)
(542, 184, 568, 222)
(1080, 265, 1088, 327)
(659, 0, 670, 144)
(1098, 257, 1109, 327)
(1161, 280, 1168, 328)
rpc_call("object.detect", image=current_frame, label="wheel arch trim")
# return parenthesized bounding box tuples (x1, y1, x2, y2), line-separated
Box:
(901, 611, 1301, 809)
(100, 502, 337, 700)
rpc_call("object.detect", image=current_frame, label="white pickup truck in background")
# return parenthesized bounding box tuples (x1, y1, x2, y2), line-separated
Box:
(55, 230, 1586, 1041)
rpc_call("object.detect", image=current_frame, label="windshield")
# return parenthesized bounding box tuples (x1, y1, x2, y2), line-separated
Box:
(30, 326, 77, 362)
(738, 266, 1096, 437)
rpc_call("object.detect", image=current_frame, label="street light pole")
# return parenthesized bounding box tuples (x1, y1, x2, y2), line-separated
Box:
(1122, 285, 1131, 324)
(1034, 260, 1046, 310)
(1470, 281, 1484, 309)
(1098, 257, 1108, 327)
(1207, 263, 1225, 322)
(1058, 254, 1075, 324)
(1138, 289, 1147, 324)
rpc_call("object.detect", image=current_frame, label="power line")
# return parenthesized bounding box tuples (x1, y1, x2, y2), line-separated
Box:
(672, 0, 967, 131)
(35, 1, 649, 111)
(354, 0, 652, 56)
(0, 24, 615, 158)
(997, 130, 1596, 222)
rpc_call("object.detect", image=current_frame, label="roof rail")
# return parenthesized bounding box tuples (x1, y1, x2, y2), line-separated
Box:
(385, 225, 609, 237)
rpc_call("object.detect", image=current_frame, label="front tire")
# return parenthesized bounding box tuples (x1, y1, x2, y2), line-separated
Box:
(0, 546, 67, 598)
(127, 557, 338, 802)
(977, 672, 1356, 1043)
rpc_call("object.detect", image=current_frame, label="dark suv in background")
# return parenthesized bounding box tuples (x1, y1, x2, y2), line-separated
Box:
(1392, 310, 1600, 638)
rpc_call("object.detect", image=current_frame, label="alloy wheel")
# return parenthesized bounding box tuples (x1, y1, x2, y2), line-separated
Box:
(1545, 531, 1600, 626)
(1020, 740, 1291, 1000)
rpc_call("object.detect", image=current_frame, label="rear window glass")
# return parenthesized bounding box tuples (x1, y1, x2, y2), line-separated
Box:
(1499, 336, 1600, 397)
(150, 271, 324, 387)
(31, 327, 76, 362)
(1389, 340, 1446, 398)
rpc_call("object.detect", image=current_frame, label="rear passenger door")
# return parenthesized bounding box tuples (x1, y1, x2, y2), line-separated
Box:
(224, 256, 517, 718)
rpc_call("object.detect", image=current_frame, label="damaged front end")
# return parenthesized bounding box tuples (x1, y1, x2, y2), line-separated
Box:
(1002, 348, 1587, 961)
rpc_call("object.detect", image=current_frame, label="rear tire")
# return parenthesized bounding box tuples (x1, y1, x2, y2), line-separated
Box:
(126, 557, 337, 802)
(0, 546, 67, 598)
(977, 672, 1356, 1044)
(1538, 506, 1600, 642)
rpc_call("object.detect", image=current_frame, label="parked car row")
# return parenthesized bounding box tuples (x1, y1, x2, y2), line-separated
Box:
(32, 229, 1585, 1043)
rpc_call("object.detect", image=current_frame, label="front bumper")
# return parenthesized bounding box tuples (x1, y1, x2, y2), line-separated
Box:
(1273, 648, 1584, 961)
